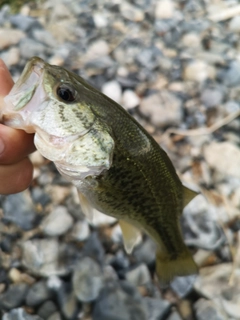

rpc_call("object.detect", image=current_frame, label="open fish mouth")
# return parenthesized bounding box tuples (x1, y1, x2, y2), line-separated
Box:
(2, 57, 46, 132)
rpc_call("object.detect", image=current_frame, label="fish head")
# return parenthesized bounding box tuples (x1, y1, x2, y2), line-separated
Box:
(1, 57, 114, 177)
(2, 56, 96, 137)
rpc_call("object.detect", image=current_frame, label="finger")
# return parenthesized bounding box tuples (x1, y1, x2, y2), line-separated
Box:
(0, 124, 35, 164)
(0, 59, 14, 96)
(0, 157, 33, 195)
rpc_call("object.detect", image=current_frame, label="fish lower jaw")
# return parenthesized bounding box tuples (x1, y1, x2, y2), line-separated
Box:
(1, 113, 36, 133)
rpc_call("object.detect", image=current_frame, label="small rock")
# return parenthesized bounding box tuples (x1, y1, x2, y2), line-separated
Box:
(26, 280, 52, 307)
(71, 220, 90, 241)
(194, 298, 225, 320)
(54, 280, 79, 320)
(22, 239, 69, 277)
(120, 2, 144, 22)
(170, 275, 197, 298)
(93, 13, 108, 28)
(1, 47, 20, 67)
(122, 89, 140, 109)
(47, 312, 62, 320)
(200, 87, 224, 108)
(2, 190, 38, 231)
(144, 297, 171, 320)
(73, 257, 103, 302)
(155, 0, 175, 19)
(101, 80, 122, 104)
(37, 301, 57, 320)
(136, 46, 162, 70)
(10, 14, 40, 31)
(93, 281, 147, 320)
(85, 40, 110, 61)
(204, 142, 240, 178)
(133, 237, 156, 266)
(19, 38, 46, 59)
(166, 311, 183, 320)
(3, 308, 43, 320)
(229, 15, 240, 32)
(0, 28, 25, 49)
(32, 29, 57, 47)
(220, 61, 240, 87)
(83, 232, 105, 265)
(126, 264, 151, 286)
(182, 33, 201, 48)
(41, 206, 74, 236)
(183, 60, 216, 82)
(0, 283, 29, 310)
(139, 91, 182, 127)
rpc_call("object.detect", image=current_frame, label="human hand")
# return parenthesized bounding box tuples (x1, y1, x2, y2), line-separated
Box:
(0, 59, 35, 194)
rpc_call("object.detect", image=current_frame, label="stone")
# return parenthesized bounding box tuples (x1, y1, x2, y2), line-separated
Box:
(73, 257, 103, 302)
(70, 220, 90, 241)
(229, 15, 240, 32)
(144, 297, 171, 320)
(120, 2, 144, 22)
(93, 281, 147, 320)
(139, 91, 182, 127)
(0, 28, 25, 49)
(135, 46, 162, 70)
(0, 283, 29, 310)
(1, 47, 20, 67)
(200, 87, 224, 108)
(32, 29, 57, 47)
(170, 275, 197, 298)
(19, 38, 46, 59)
(182, 33, 201, 48)
(3, 308, 43, 320)
(26, 280, 52, 307)
(166, 311, 183, 320)
(10, 14, 40, 31)
(37, 301, 57, 319)
(83, 232, 105, 265)
(122, 89, 140, 109)
(220, 61, 240, 87)
(155, 0, 175, 19)
(125, 264, 151, 286)
(41, 206, 74, 236)
(2, 190, 38, 231)
(204, 142, 240, 178)
(194, 299, 225, 320)
(22, 239, 69, 277)
(47, 312, 62, 320)
(54, 280, 79, 320)
(101, 80, 122, 104)
(183, 60, 216, 82)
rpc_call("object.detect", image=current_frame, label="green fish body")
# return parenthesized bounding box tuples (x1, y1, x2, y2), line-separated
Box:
(1, 57, 198, 283)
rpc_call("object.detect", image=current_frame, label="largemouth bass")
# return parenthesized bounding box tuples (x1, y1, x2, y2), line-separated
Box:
(1, 57, 198, 283)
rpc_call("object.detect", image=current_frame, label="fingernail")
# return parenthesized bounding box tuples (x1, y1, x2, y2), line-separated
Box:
(0, 139, 5, 156)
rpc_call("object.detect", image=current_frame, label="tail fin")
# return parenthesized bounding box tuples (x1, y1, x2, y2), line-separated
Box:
(156, 248, 198, 284)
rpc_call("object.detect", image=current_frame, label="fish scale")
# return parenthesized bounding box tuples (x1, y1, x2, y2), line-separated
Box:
(1, 56, 198, 283)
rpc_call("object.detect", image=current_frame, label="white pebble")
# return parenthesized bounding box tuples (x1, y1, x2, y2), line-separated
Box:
(102, 80, 122, 104)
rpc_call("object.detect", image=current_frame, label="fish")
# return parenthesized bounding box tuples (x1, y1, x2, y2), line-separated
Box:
(1, 57, 198, 283)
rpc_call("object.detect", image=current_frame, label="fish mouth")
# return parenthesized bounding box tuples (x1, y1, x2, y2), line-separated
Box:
(2, 57, 46, 131)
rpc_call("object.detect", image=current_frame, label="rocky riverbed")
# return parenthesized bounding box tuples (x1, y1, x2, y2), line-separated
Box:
(1, 0, 240, 319)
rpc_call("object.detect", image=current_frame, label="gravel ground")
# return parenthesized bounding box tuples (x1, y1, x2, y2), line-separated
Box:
(1, 0, 240, 319)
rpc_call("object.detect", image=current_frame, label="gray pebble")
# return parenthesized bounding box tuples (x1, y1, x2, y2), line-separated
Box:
(10, 14, 41, 31)
(194, 298, 225, 320)
(26, 280, 52, 307)
(47, 312, 62, 320)
(0, 283, 29, 310)
(71, 220, 90, 241)
(19, 38, 46, 59)
(93, 281, 147, 320)
(221, 61, 240, 87)
(170, 275, 197, 298)
(73, 257, 103, 302)
(200, 87, 225, 108)
(144, 297, 171, 320)
(2, 191, 38, 231)
(41, 206, 74, 237)
(37, 301, 58, 319)
(125, 263, 151, 286)
(22, 239, 70, 277)
(3, 308, 43, 320)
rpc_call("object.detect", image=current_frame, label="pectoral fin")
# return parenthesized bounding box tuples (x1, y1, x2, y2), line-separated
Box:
(119, 220, 142, 254)
(183, 185, 199, 208)
(78, 191, 95, 222)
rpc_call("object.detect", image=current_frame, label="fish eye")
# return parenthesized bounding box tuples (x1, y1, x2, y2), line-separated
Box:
(56, 84, 76, 103)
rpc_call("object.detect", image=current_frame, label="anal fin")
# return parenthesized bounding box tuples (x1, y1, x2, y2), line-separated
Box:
(119, 220, 142, 254)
